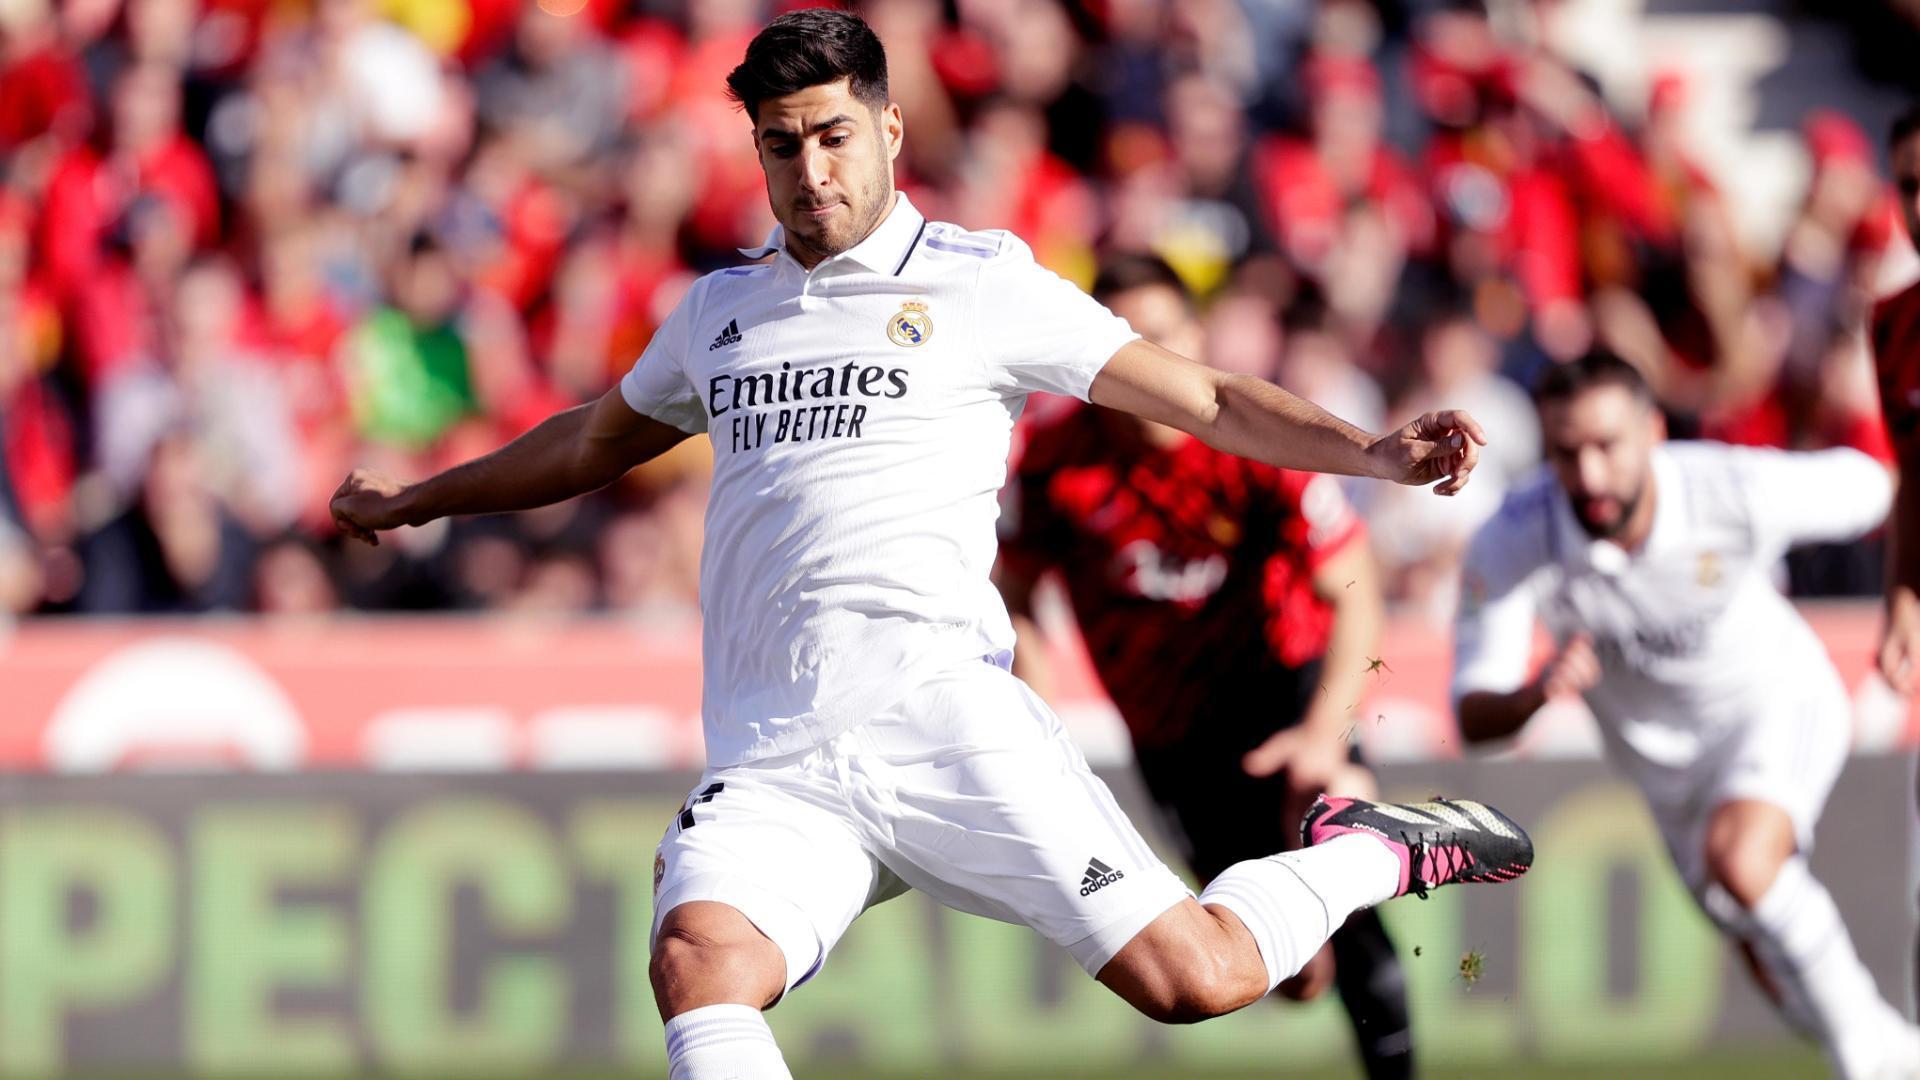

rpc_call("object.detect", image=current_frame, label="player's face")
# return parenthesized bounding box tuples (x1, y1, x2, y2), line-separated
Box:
(1103, 284, 1204, 361)
(1540, 384, 1662, 540)
(1895, 130, 1920, 252)
(753, 79, 903, 269)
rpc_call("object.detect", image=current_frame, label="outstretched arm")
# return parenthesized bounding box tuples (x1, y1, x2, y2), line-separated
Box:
(331, 389, 694, 544)
(1086, 339, 1488, 494)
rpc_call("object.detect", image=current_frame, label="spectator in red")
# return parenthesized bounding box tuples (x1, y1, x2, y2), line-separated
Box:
(39, 59, 219, 301)
(1258, 57, 1430, 277)
(544, 129, 698, 400)
(0, 0, 92, 155)
(0, 192, 75, 550)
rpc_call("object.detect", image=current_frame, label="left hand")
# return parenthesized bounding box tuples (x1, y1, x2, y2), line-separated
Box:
(1367, 409, 1488, 496)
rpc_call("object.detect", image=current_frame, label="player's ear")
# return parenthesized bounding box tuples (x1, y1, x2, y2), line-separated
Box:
(1648, 403, 1668, 442)
(882, 102, 904, 162)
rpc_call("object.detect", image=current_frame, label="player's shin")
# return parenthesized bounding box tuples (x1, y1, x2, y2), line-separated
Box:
(663, 1004, 794, 1080)
(1712, 857, 1919, 1079)
(1196, 836, 1402, 993)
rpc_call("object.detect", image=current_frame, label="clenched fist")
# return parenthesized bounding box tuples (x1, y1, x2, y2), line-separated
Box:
(330, 469, 412, 546)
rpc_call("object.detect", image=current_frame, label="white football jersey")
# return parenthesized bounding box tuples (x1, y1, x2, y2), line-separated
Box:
(621, 195, 1138, 765)
(1452, 442, 1891, 775)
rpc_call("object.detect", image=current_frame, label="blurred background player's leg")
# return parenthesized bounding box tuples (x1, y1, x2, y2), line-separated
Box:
(1663, 689, 1920, 1078)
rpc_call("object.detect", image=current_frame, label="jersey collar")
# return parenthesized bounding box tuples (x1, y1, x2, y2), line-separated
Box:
(736, 192, 927, 276)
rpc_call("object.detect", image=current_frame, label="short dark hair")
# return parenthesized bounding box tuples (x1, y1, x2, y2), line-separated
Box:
(726, 10, 889, 123)
(1892, 104, 1920, 149)
(1092, 254, 1189, 307)
(1535, 349, 1654, 407)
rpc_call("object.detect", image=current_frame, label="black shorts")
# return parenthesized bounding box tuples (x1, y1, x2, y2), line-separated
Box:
(1131, 658, 1364, 882)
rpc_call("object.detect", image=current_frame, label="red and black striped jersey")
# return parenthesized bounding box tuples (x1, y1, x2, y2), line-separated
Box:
(1873, 279, 1920, 460)
(1001, 402, 1363, 748)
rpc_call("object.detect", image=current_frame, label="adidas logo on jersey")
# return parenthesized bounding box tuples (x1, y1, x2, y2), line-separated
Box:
(1079, 857, 1124, 896)
(708, 318, 742, 351)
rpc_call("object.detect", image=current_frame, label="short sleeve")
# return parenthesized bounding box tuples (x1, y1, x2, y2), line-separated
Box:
(1725, 445, 1891, 551)
(1451, 507, 1544, 702)
(619, 281, 708, 435)
(972, 234, 1139, 399)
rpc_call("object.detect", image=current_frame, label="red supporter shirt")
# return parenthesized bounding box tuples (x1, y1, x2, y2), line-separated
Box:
(1874, 279, 1920, 461)
(1002, 403, 1363, 748)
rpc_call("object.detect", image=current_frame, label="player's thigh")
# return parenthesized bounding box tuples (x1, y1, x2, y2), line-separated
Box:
(867, 661, 1190, 977)
(652, 767, 893, 1002)
(1714, 679, 1851, 853)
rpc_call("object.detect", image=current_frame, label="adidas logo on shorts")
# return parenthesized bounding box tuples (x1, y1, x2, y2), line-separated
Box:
(708, 318, 742, 351)
(1079, 857, 1125, 897)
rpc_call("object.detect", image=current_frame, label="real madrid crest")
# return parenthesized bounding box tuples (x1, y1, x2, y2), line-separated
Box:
(1696, 551, 1722, 588)
(888, 300, 932, 347)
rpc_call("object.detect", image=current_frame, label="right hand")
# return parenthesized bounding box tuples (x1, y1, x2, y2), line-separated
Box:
(1365, 409, 1489, 496)
(1879, 588, 1920, 694)
(330, 469, 412, 546)
(1538, 633, 1600, 702)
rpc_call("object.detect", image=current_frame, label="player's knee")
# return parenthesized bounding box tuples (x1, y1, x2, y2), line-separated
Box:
(649, 921, 785, 1016)
(1703, 832, 1786, 910)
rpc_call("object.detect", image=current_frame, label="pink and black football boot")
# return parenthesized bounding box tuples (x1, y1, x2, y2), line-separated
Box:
(1300, 795, 1534, 899)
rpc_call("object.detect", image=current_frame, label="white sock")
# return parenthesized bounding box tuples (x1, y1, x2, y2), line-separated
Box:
(663, 1003, 793, 1080)
(1197, 835, 1401, 992)
(1731, 857, 1913, 1080)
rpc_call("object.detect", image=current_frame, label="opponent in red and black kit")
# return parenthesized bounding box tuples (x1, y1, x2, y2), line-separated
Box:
(1873, 103, 1920, 1023)
(998, 257, 1413, 1077)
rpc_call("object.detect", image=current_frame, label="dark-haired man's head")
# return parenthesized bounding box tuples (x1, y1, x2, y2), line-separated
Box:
(1535, 351, 1664, 540)
(1891, 105, 1920, 251)
(726, 10, 900, 268)
(1092, 255, 1205, 361)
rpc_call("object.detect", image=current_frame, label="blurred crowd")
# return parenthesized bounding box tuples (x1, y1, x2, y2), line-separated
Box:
(0, 0, 1914, 623)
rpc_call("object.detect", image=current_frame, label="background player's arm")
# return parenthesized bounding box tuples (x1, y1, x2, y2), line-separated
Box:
(331, 389, 692, 544)
(1456, 634, 1598, 744)
(1737, 446, 1892, 548)
(1243, 540, 1381, 785)
(1087, 339, 1487, 494)
(1884, 468, 1920, 690)
(1451, 525, 1590, 744)
(1880, 344, 1920, 686)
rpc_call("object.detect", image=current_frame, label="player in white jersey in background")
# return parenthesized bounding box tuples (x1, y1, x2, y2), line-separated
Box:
(1453, 350, 1920, 1079)
(332, 11, 1534, 1078)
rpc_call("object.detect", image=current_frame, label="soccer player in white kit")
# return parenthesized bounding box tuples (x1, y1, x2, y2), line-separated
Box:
(332, 12, 1533, 1077)
(1454, 351, 1920, 1079)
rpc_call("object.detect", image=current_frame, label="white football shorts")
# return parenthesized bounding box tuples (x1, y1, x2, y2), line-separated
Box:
(649, 655, 1193, 995)
(1638, 667, 1851, 892)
